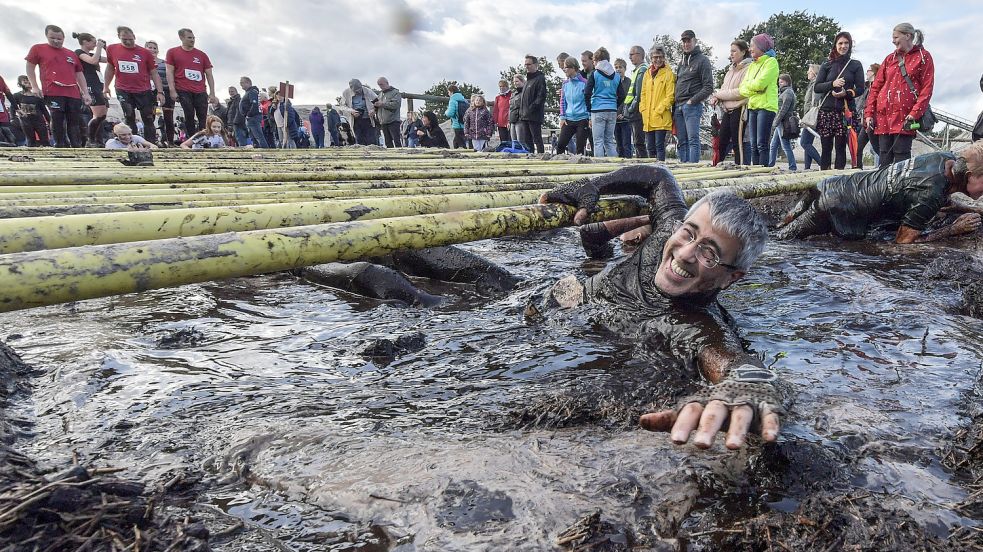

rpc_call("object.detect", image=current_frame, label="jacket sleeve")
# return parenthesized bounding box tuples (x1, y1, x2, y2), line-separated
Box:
(627, 68, 645, 114)
(445, 97, 456, 119)
(864, 55, 889, 120)
(583, 73, 594, 112)
(714, 67, 745, 101)
(910, 51, 935, 119)
(848, 60, 865, 101)
(813, 63, 833, 94)
(657, 72, 676, 114)
(690, 57, 714, 104)
(772, 91, 793, 130)
(616, 75, 627, 107)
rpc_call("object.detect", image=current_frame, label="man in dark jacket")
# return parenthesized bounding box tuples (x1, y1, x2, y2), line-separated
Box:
(326, 103, 341, 146)
(519, 54, 547, 153)
(226, 85, 244, 146)
(624, 45, 648, 157)
(237, 76, 268, 148)
(673, 30, 714, 163)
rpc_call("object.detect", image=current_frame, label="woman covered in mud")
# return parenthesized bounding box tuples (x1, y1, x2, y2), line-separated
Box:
(777, 141, 983, 243)
(536, 165, 784, 449)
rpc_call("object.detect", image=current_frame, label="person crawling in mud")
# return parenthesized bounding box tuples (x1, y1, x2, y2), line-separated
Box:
(536, 165, 783, 450)
(777, 143, 983, 243)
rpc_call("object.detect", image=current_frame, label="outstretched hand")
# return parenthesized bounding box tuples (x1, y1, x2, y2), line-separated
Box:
(538, 179, 599, 225)
(640, 402, 780, 449)
(539, 193, 591, 225)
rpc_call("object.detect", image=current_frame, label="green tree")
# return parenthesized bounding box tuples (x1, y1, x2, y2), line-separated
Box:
(737, 11, 840, 104)
(500, 56, 562, 127)
(647, 34, 715, 71)
(421, 80, 484, 123)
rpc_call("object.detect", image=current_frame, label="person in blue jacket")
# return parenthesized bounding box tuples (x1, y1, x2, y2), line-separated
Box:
(584, 47, 624, 157)
(445, 84, 468, 148)
(557, 57, 589, 154)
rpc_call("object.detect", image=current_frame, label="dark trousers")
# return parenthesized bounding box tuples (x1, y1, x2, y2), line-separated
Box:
(176, 91, 208, 136)
(556, 119, 589, 154)
(452, 128, 466, 148)
(45, 96, 84, 147)
(497, 126, 510, 143)
(118, 89, 158, 144)
(329, 127, 340, 146)
(18, 115, 49, 146)
(353, 117, 374, 145)
(644, 130, 668, 161)
(521, 121, 544, 153)
(615, 121, 633, 157)
(857, 128, 879, 169)
(382, 120, 402, 148)
(312, 130, 324, 148)
(630, 119, 647, 158)
(820, 135, 848, 170)
(878, 134, 914, 168)
(161, 93, 176, 145)
(718, 109, 747, 165)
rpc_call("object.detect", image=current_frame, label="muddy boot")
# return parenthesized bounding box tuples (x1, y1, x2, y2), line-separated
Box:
(579, 222, 615, 259)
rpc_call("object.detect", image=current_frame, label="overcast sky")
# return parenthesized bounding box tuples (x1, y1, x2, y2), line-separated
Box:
(2, 0, 981, 121)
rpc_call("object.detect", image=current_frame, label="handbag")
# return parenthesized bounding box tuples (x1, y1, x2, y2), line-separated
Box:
(782, 113, 801, 139)
(801, 62, 850, 129)
(898, 54, 936, 132)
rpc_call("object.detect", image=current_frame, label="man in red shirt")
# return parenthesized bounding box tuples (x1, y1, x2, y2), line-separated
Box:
(165, 28, 217, 136)
(104, 26, 165, 145)
(0, 75, 18, 144)
(24, 24, 92, 147)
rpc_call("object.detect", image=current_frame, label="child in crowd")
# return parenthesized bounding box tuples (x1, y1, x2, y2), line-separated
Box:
(463, 94, 493, 152)
(181, 115, 228, 149)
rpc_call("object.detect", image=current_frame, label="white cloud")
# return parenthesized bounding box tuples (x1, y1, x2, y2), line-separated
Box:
(1, 0, 980, 122)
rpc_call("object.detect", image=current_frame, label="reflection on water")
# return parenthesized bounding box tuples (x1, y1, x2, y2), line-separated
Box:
(4, 229, 983, 549)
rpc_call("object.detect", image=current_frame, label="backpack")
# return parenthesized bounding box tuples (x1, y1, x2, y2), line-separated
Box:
(456, 99, 468, 126)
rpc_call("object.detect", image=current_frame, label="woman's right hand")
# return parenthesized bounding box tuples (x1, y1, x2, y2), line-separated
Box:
(833, 77, 845, 88)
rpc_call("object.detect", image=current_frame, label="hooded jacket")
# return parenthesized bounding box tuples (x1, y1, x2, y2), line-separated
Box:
(584, 60, 623, 112)
(309, 107, 324, 133)
(713, 58, 752, 112)
(739, 52, 779, 112)
(519, 70, 546, 123)
(227, 93, 243, 126)
(375, 86, 402, 125)
(865, 45, 934, 136)
(560, 74, 589, 122)
(772, 85, 797, 134)
(444, 91, 468, 130)
(639, 65, 675, 132)
(239, 86, 261, 118)
(674, 46, 714, 105)
(464, 105, 494, 141)
(493, 90, 511, 127)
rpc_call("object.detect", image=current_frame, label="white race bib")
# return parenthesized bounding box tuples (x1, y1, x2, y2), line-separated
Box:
(118, 61, 139, 74)
(184, 69, 203, 82)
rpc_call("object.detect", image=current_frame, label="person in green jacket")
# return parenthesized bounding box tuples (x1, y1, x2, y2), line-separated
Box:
(444, 84, 468, 149)
(739, 33, 779, 165)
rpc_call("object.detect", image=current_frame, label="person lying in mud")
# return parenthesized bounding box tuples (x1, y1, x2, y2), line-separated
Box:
(293, 245, 518, 307)
(777, 143, 983, 243)
(536, 165, 783, 449)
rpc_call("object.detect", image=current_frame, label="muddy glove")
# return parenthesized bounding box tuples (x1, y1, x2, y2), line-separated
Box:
(539, 178, 599, 224)
(677, 364, 786, 428)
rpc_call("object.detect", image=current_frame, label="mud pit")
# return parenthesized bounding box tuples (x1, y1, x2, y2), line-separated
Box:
(1, 195, 982, 550)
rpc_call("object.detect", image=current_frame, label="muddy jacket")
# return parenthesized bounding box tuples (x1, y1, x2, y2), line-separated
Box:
(714, 58, 752, 112)
(674, 46, 714, 105)
(816, 151, 954, 238)
(865, 45, 934, 136)
(375, 86, 402, 125)
(542, 166, 769, 382)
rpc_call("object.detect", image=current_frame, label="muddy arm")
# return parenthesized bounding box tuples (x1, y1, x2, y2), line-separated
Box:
(896, 213, 982, 244)
(942, 193, 983, 215)
(539, 165, 686, 225)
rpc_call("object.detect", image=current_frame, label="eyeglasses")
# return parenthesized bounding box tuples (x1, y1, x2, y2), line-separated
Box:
(672, 221, 740, 270)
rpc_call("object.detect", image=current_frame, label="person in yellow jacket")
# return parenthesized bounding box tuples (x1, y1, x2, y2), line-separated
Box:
(738, 33, 779, 166)
(638, 45, 676, 161)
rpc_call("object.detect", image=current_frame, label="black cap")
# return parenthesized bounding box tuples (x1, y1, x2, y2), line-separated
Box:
(681, 30, 696, 40)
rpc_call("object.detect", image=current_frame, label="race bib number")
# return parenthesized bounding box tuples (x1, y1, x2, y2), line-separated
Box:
(184, 69, 203, 82)
(119, 61, 139, 74)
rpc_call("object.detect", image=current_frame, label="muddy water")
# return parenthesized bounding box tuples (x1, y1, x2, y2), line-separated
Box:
(3, 229, 983, 549)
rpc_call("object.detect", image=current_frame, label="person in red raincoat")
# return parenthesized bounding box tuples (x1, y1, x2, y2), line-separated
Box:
(864, 22, 934, 168)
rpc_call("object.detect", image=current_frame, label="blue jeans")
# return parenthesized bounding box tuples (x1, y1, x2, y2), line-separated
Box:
(644, 130, 668, 161)
(769, 127, 797, 170)
(672, 102, 703, 162)
(591, 111, 618, 157)
(233, 124, 249, 147)
(799, 129, 821, 169)
(747, 109, 775, 166)
(245, 115, 269, 148)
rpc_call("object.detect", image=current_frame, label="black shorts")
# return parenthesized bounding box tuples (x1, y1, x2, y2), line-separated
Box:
(44, 96, 84, 115)
(117, 89, 157, 112)
(87, 85, 107, 107)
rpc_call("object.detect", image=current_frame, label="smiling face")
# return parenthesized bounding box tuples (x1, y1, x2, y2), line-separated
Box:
(209, 120, 223, 134)
(681, 37, 695, 54)
(115, 129, 133, 145)
(653, 204, 746, 297)
(892, 30, 913, 52)
(836, 36, 850, 56)
(145, 41, 158, 57)
(650, 51, 665, 68)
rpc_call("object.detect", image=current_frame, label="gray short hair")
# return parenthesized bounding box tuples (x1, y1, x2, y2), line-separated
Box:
(685, 190, 768, 270)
